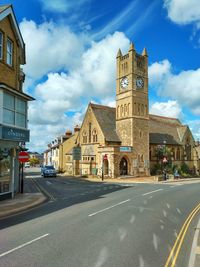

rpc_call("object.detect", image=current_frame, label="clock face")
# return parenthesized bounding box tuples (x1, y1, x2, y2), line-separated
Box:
(120, 77, 129, 89)
(136, 77, 144, 88)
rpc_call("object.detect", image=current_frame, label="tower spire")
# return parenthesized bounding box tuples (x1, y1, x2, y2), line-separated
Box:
(117, 49, 122, 58)
(142, 47, 148, 56)
(129, 42, 135, 51)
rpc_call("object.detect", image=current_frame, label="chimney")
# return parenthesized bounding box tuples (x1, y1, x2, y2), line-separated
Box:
(65, 130, 72, 138)
(74, 125, 81, 133)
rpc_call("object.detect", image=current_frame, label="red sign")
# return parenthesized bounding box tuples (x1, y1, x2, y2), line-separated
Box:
(103, 154, 108, 160)
(18, 151, 30, 163)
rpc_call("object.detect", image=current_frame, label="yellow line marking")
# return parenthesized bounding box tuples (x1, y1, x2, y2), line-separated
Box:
(196, 247, 200, 254)
(164, 202, 200, 267)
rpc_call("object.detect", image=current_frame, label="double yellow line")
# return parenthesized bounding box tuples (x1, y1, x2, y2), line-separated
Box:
(165, 202, 200, 267)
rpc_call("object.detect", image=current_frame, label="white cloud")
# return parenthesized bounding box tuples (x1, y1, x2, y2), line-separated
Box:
(149, 60, 200, 115)
(19, 19, 86, 81)
(164, 0, 200, 25)
(27, 31, 130, 151)
(148, 59, 171, 84)
(164, 0, 200, 44)
(186, 120, 200, 141)
(150, 100, 182, 118)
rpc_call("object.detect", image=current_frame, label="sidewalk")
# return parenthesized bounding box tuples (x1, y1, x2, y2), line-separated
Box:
(0, 192, 46, 219)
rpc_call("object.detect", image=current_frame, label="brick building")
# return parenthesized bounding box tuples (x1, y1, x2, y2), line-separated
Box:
(0, 5, 34, 199)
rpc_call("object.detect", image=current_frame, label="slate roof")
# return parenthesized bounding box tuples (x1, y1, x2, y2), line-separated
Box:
(88, 104, 189, 145)
(90, 103, 121, 143)
(149, 114, 186, 145)
(0, 5, 10, 13)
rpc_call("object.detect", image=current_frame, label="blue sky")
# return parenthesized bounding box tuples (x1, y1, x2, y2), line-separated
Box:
(2, 0, 200, 152)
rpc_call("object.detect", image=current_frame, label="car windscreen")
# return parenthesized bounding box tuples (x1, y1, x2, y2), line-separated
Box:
(45, 166, 54, 169)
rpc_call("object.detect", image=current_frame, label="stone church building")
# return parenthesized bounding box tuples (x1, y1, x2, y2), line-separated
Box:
(54, 43, 198, 178)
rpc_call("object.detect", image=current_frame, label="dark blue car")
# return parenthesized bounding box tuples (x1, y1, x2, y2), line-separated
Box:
(41, 165, 56, 177)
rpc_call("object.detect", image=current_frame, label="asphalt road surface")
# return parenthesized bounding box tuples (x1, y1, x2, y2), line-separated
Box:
(0, 167, 200, 267)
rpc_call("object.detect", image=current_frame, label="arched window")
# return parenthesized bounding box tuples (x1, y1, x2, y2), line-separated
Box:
(121, 105, 124, 117)
(127, 103, 130, 116)
(134, 103, 136, 114)
(138, 103, 140, 115)
(89, 122, 92, 143)
(177, 147, 180, 160)
(82, 131, 87, 143)
(92, 129, 98, 143)
(141, 104, 144, 116)
(117, 106, 120, 118)
(124, 104, 127, 116)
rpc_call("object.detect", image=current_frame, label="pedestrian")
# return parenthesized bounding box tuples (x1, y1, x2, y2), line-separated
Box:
(163, 169, 167, 181)
(174, 169, 179, 179)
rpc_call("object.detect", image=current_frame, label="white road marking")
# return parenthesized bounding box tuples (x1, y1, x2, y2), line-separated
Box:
(188, 218, 200, 267)
(142, 189, 163, 196)
(170, 184, 183, 188)
(88, 199, 130, 217)
(0, 234, 49, 258)
(46, 181, 52, 185)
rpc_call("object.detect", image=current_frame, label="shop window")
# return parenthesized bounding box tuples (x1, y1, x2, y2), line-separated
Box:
(0, 154, 11, 194)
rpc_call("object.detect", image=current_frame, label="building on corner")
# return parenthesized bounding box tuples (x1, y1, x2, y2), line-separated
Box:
(0, 5, 34, 199)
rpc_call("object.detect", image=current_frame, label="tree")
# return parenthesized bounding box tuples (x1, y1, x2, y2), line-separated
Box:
(29, 157, 40, 166)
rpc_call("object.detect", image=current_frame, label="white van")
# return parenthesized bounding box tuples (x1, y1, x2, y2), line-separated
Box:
(24, 162, 30, 168)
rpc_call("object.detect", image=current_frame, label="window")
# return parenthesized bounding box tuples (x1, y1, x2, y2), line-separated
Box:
(82, 131, 87, 143)
(89, 123, 92, 143)
(92, 129, 98, 143)
(7, 38, 13, 66)
(3, 92, 27, 128)
(0, 32, 3, 60)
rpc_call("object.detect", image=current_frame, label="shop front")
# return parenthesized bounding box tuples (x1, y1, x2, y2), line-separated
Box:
(0, 126, 30, 200)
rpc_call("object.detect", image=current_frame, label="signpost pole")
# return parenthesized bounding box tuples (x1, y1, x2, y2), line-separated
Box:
(21, 163, 24, 193)
(102, 155, 104, 181)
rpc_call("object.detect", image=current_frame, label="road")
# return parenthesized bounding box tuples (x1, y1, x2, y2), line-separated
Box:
(0, 167, 200, 267)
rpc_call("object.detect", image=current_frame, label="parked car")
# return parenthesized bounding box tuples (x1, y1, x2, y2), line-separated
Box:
(41, 165, 56, 177)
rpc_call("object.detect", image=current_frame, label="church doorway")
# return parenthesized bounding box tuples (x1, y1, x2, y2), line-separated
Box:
(103, 159, 109, 175)
(120, 157, 128, 175)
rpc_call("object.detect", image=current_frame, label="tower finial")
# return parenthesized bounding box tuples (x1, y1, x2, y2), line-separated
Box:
(117, 48, 122, 58)
(142, 47, 148, 56)
(129, 42, 135, 51)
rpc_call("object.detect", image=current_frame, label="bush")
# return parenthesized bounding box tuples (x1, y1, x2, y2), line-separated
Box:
(150, 163, 162, 175)
(180, 163, 190, 175)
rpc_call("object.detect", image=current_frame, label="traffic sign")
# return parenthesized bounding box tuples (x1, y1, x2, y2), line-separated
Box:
(18, 151, 29, 163)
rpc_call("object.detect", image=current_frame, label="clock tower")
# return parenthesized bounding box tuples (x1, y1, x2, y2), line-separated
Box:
(116, 42, 149, 168)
